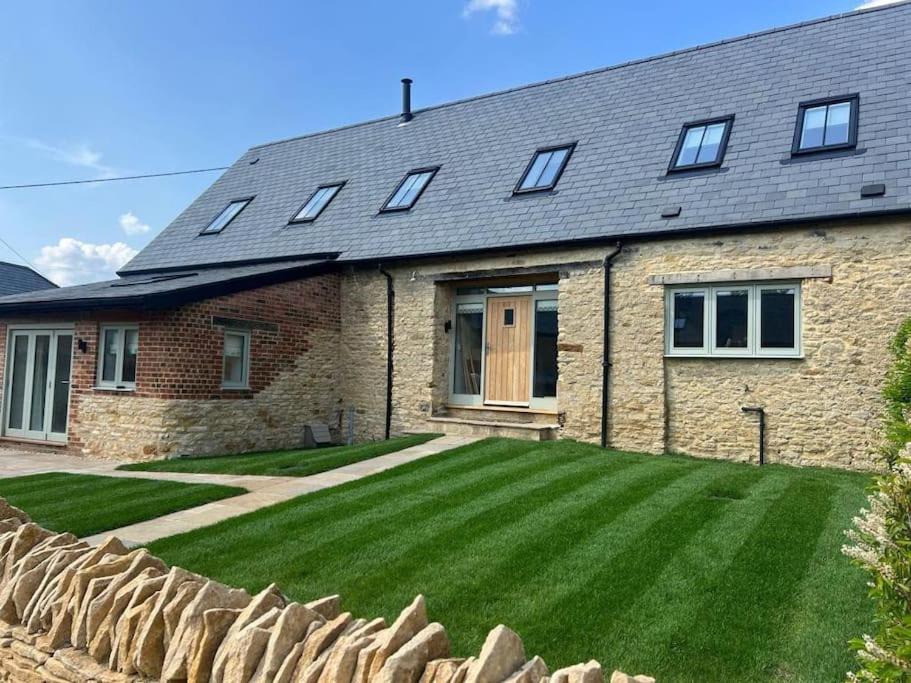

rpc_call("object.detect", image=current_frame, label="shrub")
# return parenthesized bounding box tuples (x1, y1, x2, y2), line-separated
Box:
(843, 318, 911, 681)
(883, 318, 911, 468)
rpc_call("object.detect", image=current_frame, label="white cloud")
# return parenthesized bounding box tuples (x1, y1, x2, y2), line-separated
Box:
(463, 0, 519, 35)
(119, 211, 151, 235)
(7, 137, 116, 178)
(35, 238, 138, 286)
(856, 0, 903, 8)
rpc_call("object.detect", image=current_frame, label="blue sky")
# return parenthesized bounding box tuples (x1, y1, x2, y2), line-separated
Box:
(0, 0, 884, 285)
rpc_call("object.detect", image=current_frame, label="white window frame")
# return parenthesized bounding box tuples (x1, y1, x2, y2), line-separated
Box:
(755, 283, 802, 358)
(665, 287, 709, 356)
(709, 285, 753, 356)
(665, 282, 801, 359)
(96, 324, 139, 390)
(222, 329, 251, 389)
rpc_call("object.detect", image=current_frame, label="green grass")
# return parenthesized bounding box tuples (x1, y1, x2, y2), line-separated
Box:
(0, 473, 245, 538)
(147, 438, 873, 681)
(117, 434, 440, 477)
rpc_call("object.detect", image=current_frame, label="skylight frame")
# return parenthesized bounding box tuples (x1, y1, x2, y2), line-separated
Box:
(380, 166, 440, 213)
(791, 94, 860, 155)
(199, 197, 254, 236)
(668, 115, 735, 173)
(288, 182, 346, 224)
(513, 142, 577, 195)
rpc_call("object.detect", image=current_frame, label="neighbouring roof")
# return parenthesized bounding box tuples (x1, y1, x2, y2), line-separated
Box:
(0, 258, 334, 314)
(0, 262, 57, 297)
(122, 2, 911, 275)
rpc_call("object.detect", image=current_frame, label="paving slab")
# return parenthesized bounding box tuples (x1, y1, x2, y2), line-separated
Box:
(0, 435, 480, 547)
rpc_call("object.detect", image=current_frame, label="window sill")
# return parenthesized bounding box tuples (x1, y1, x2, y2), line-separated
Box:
(93, 385, 137, 392)
(664, 353, 803, 360)
(221, 385, 250, 391)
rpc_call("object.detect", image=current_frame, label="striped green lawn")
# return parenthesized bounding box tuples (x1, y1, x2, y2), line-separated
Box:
(148, 438, 872, 681)
(0, 473, 245, 538)
(117, 434, 440, 477)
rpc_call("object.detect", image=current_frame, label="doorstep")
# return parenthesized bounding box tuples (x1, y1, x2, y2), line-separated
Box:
(427, 416, 559, 441)
(441, 404, 559, 425)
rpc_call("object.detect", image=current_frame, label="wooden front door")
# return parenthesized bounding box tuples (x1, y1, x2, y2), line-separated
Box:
(484, 296, 532, 405)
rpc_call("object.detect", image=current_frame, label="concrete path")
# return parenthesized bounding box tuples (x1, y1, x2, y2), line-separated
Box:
(0, 435, 480, 547)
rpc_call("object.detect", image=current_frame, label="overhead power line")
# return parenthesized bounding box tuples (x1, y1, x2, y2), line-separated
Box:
(0, 235, 43, 276)
(0, 166, 230, 190)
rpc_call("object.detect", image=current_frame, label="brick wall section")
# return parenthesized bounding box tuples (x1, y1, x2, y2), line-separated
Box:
(0, 274, 341, 460)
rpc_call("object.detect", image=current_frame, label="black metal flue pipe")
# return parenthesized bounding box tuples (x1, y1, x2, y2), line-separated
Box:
(401, 79, 414, 122)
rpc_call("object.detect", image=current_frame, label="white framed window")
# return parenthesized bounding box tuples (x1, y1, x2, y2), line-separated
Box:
(667, 288, 708, 355)
(222, 330, 251, 389)
(96, 325, 139, 389)
(665, 283, 801, 358)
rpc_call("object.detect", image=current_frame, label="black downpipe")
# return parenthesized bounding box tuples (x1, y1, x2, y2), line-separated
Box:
(601, 243, 623, 449)
(380, 268, 395, 440)
(741, 406, 766, 465)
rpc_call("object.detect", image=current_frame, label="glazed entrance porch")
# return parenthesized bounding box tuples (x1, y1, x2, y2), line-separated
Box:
(431, 281, 560, 440)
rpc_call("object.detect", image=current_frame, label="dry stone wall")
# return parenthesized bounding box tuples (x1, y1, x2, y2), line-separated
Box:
(0, 500, 652, 683)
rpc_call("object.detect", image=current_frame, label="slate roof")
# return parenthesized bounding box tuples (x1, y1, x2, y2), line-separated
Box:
(0, 262, 57, 297)
(0, 259, 332, 313)
(122, 2, 911, 275)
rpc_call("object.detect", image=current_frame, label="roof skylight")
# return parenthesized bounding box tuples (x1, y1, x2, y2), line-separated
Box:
(515, 144, 576, 193)
(669, 117, 733, 171)
(381, 168, 438, 212)
(290, 183, 344, 223)
(792, 95, 859, 154)
(200, 198, 252, 235)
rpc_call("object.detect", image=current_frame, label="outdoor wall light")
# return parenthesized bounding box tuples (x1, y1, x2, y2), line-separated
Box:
(444, 320, 452, 333)
(77, 339, 89, 353)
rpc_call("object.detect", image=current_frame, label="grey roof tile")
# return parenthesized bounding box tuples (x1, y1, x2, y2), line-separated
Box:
(0, 259, 329, 312)
(122, 2, 911, 274)
(0, 262, 57, 297)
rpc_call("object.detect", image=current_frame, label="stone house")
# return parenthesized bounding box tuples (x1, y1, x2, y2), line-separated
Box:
(0, 4, 910, 468)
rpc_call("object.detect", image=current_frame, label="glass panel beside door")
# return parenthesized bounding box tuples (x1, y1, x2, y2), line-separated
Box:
(452, 303, 484, 399)
(533, 299, 558, 400)
(3, 330, 73, 443)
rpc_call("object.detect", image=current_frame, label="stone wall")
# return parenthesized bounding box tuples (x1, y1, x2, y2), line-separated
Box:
(609, 220, 911, 469)
(338, 250, 611, 444)
(3, 218, 909, 468)
(342, 219, 911, 470)
(339, 271, 389, 442)
(0, 274, 342, 461)
(0, 501, 652, 683)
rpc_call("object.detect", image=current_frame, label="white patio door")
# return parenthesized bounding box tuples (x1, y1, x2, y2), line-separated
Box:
(4, 330, 73, 443)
